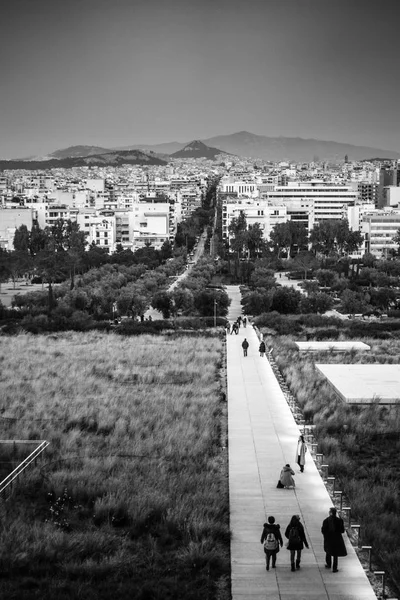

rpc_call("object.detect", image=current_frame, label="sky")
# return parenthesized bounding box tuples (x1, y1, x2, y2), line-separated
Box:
(1, 0, 400, 158)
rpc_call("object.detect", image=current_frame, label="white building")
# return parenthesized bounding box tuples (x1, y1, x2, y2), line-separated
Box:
(222, 198, 269, 246)
(362, 210, 400, 258)
(0, 207, 34, 250)
(267, 181, 358, 229)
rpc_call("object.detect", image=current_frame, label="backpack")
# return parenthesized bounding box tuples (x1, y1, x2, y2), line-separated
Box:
(264, 532, 278, 551)
(289, 526, 301, 545)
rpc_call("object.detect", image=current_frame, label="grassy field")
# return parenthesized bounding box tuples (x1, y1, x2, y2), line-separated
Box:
(262, 331, 400, 593)
(0, 332, 230, 600)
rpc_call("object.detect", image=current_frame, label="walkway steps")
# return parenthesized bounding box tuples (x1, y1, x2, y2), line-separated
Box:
(226, 286, 377, 600)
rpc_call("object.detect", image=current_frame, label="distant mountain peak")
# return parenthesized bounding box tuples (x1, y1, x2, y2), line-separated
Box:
(171, 139, 230, 159)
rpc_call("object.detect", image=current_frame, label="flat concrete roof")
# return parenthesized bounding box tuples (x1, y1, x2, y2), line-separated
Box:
(296, 341, 370, 353)
(316, 364, 400, 404)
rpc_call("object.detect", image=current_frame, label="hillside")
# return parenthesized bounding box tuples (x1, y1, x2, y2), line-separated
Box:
(49, 145, 112, 159)
(170, 139, 230, 159)
(0, 150, 167, 170)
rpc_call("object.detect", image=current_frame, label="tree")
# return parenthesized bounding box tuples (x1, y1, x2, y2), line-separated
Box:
(270, 287, 301, 314)
(310, 220, 363, 257)
(269, 222, 292, 258)
(229, 212, 248, 257)
(13, 225, 30, 254)
(247, 223, 266, 260)
(300, 293, 334, 314)
(151, 291, 173, 318)
(241, 289, 273, 315)
(29, 221, 49, 255)
(193, 289, 229, 318)
(269, 221, 308, 258)
(291, 251, 319, 279)
(339, 289, 369, 315)
(315, 269, 338, 288)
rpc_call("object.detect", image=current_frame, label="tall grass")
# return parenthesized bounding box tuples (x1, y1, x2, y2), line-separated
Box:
(0, 331, 229, 599)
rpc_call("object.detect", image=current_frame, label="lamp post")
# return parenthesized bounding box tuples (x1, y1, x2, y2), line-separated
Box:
(214, 299, 217, 327)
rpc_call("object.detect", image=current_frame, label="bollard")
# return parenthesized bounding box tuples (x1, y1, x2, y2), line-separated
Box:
(320, 464, 329, 480)
(333, 490, 343, 511)
(361, 546, 372, 572)
(327, 476, 336, 492)
(374, 571, 385, 599)
(342, 506, 351, 529)
(352, 524, 361, 547)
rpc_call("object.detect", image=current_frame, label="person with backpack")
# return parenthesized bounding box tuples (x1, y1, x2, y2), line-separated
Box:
(285, 514, 309, 571)
(241, 338, 249, 357)
(259, 340, 266, 357)
(260, 516, 283, 570)
(321, 507, 347, 572)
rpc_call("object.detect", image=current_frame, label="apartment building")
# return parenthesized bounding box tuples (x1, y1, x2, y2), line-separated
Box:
(0, 206, 34, 250)
(362, 210, 400, 257)
(267, 181, 358, 229)
(222, 198, 269, 246)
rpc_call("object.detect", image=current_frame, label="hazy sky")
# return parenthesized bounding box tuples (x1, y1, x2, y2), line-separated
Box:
(1, 0, 400, 157)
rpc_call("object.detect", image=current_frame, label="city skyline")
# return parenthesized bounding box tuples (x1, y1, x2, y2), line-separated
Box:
(2, 0, 400, 158)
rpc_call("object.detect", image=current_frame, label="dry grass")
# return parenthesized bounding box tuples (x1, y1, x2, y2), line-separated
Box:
(0, 331, 229, 599)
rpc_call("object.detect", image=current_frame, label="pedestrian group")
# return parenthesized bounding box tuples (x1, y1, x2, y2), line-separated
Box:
(261, 508, 346, 573)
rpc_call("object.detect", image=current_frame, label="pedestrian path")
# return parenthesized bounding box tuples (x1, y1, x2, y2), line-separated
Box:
(226, 285, 377, 600)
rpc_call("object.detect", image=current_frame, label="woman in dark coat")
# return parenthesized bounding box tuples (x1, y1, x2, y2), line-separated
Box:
(285, 514, 309, 571)
(259, 340, 266, 357)
(260, 516, 283, 570)
(321, 507, 347, 572)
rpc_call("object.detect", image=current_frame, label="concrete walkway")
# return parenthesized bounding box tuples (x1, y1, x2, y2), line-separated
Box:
(226, 285, 376, 600)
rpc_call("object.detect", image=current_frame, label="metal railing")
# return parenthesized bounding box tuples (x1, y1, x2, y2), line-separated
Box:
(0, 440, 49, 499)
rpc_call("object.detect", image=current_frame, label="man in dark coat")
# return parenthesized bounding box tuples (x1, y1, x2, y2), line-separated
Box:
(321, 507, 347, 572)
(241, 338, 249, 357)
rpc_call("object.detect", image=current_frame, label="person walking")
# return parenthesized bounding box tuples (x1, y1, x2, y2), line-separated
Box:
(321, 507, 347, 573)
(279, 464, 295, 488)
(241, 338, 249, 357)
(259, 340, 266, 357)
(243, 316, 247, 327)
(285, 515, 309, 571)
(260, 516, 283, 570)
(296, 435, 307, 473)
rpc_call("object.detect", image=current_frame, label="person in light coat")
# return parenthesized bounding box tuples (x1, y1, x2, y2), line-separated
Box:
(279, 464, 295, 488)
(296, 435, 307, 473)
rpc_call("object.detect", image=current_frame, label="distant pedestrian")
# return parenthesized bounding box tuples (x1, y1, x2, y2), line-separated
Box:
(226, 321, 231, 334)
(279, 464, 295, 488)
(243, 316, 247, 327)
(237, 315, 242, 327)
(261, 516, 283, 570)
(285, 514, 309, 571)
(231, 322, 238, 335)
(296, 435, 307, 473)
(259, 340, 266, 357)
(242, 338, 249, 357)
(321, 507, 347, 573)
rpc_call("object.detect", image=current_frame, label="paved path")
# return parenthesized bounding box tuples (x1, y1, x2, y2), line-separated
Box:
(226, 285, 376, 600)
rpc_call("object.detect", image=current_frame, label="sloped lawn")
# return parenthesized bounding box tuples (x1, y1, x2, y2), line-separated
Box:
(0, 331, 229, 600)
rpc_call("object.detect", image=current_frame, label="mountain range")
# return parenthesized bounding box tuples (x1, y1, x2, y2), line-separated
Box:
(135, 131, 400, 162)
(6, 131, 400, 168)
(0, 149, 167, 171)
